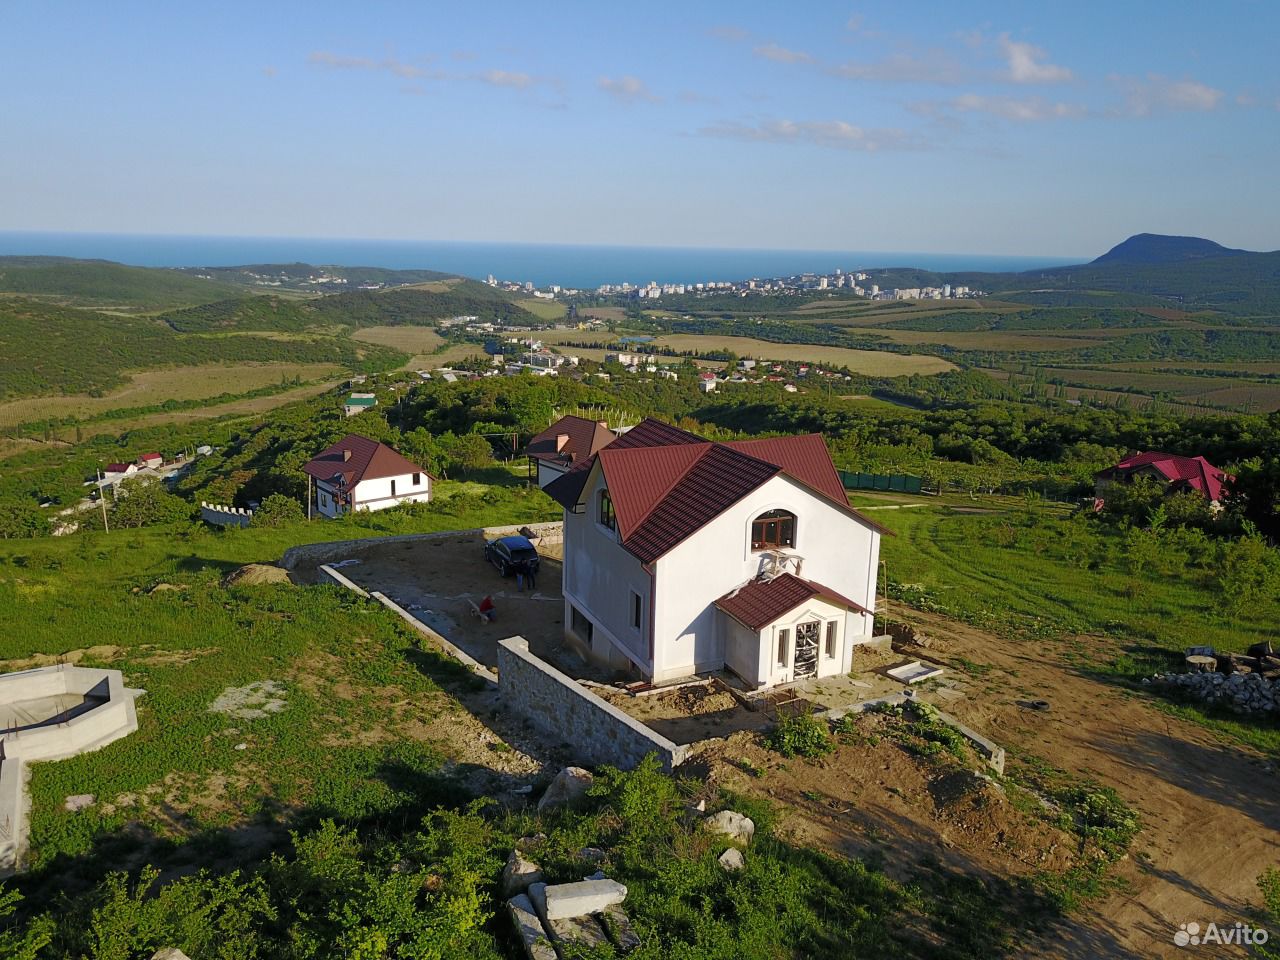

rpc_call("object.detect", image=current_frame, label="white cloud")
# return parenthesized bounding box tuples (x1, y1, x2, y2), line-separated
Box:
(753, 43, 814, 64)
(597, 75, 661, 104)
(932, 93, 1086, 122)
(307, 51, 430, 80)
(831, 52, 968, 85)
(698, 118, 918, 152)
(478, 70, 536, 89)
(707, 24, 749, 43)
(1110, 73, 1224, 115)
(998, 33, 1073, 84)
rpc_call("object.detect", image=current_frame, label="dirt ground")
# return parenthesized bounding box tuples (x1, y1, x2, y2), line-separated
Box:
(301, 533, 608, 679)
(302, 537, 1278, 957)
(855, 606, 1278, 959)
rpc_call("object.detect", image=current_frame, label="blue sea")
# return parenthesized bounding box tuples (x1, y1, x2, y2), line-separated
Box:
(0, 231, 1083, 288)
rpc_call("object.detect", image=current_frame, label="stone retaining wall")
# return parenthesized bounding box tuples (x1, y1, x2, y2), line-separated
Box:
(498, 637, 689, 770)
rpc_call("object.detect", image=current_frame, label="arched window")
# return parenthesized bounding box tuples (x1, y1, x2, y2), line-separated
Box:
(598, 489, 616, 531)
(751, 509, 796, 550)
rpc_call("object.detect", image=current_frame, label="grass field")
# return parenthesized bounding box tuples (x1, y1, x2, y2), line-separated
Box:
(350, 326, 484, 370)
(575, 305, 628, 323)
(351, 325, 445, 354)
(861, 329, 1098, 351)
(654, 334, 955, 374)
(988, 365, 1280, 413)
(514, 297, 567, 321)
(34, 380, 346, 443)
(0, 487, 560, 877)
(0, 362, 344, 429)
(539, 330, 954, 374)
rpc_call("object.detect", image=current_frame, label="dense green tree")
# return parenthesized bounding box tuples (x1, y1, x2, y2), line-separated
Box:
(108, 479, 196, 529)
(252, 493, 305, 527)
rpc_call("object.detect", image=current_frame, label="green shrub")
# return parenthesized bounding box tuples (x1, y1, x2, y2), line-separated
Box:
(766, 713, 835, 759)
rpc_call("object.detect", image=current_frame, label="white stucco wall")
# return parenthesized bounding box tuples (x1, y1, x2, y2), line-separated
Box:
(536, 459, 568, 489)
(315, 472, 430, 516)
(560, 463, 653, 670)
(651, 475, 880, 682)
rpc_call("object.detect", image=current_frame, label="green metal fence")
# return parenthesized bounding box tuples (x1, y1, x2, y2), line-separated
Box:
(839, 471, 923, 494)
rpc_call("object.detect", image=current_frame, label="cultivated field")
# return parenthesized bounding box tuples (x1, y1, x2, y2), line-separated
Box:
(538, 331, 954, 374)
(0, 362, 343, 429)
(39, 380, 348, 442)
(514, 297, 568, 321)
(655, 334, 955, 373)
(576, 305, 628, 323)
(351, 326, 484, 370)
(860, 329, 1098, 351)
(351, 325, 445, 354)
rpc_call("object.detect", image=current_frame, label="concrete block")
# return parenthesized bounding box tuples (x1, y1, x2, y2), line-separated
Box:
(527, 882, 549, 924)
(502, 849, 544, 898)
(506, 894, 557, 960)
(537, 766, 594, 811)
(546, 914, 613, 952)
(704, 810, 755, 845)
(599, 902, 642, 952)
(718, 847, 746, 872)
(544, 879, 628, 920)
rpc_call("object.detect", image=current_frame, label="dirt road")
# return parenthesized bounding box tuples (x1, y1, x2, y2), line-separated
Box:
(897, 608, 1279, 959)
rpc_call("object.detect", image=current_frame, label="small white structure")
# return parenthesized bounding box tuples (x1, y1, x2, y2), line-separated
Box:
(546, 419, 885, 689)
(303, 434, 433, 517)
(0, 665, 143, 875)
(343, 393, 377, 417)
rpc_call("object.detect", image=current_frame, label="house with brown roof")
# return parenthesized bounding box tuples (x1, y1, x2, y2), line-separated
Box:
(545, 418, 886, 689)
(303, 434, 432, 517)
(524, 415, 618, 488)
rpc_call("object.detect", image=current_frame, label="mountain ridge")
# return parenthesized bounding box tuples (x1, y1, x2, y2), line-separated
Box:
(1091, 233, 1252, 266)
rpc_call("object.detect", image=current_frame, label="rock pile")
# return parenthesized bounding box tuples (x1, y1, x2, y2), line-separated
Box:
(504, 835, 639, 959)
(1148, 671, 1279, 715)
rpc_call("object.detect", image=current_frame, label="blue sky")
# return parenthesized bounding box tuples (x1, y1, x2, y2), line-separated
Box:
(2, 1, 1277, 256)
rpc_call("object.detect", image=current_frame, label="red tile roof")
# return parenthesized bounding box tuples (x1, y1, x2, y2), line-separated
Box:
(525, 415, 616, 465)
(624, 445, 781, 563)
(303, 434, 431, 488)
(1100, 451, 1231, 502)
(543, 417, 889, 564)
(716, 573, 869, 631)
(721, 434, 848, 505)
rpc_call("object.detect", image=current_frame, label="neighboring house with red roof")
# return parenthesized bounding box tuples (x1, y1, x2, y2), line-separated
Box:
(524, 415, 617, 488)
(303, 434, 432, 517)
(1095, 451, 1232, 508)
(136, 452, 163, 469)
(545, 418, 886, 689)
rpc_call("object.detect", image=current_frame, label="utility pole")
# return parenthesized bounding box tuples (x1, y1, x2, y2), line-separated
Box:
(96, 470, 110, 533)
(307, 475, 312, 521)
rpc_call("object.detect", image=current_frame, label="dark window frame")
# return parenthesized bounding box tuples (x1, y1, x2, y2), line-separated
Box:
(752, 509, 797, 551)
(598, 489, 617, 531)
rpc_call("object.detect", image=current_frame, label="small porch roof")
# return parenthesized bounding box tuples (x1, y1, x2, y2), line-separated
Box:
(715, 573, 869, 632)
